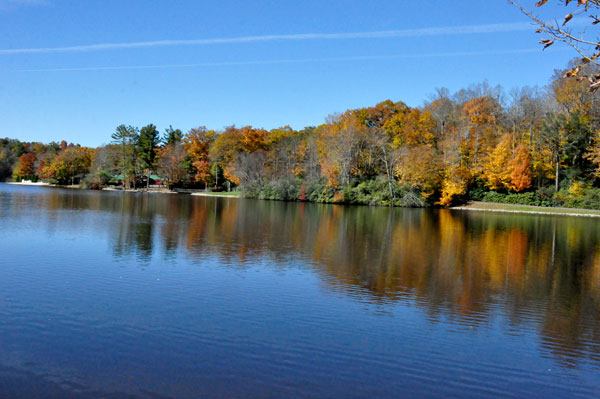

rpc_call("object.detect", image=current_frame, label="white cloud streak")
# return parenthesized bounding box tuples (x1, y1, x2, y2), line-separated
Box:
(1, 22, 537, 55)
(16, 48, 561, 72)
(0, 0, 49, 8)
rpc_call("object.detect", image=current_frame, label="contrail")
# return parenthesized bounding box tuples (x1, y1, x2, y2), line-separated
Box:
(1, 22, 538, 55)
(16, 48, 561, 72)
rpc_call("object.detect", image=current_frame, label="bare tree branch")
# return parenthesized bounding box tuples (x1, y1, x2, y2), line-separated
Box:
(508, 0, 600, 91)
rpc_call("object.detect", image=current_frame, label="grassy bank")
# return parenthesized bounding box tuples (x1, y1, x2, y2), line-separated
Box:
(452, 201, 600, 217)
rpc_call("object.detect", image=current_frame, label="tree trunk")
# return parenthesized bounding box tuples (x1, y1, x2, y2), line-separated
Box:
(555, 153, 560, 192)
(512, 124, 516, 151)
(215, 166, 219, 189)
(381, 147, 394, 200)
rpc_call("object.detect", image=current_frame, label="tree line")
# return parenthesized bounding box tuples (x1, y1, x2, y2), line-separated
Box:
(1, 59, 599, 208)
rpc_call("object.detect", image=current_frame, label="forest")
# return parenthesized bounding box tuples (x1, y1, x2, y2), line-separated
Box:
(1, 59, 600, 209)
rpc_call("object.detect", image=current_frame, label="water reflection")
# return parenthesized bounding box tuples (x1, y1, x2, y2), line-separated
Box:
(1, 184, 599, 370)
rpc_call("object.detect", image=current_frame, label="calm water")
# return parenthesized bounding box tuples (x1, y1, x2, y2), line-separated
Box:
(0, 184, 598, 398)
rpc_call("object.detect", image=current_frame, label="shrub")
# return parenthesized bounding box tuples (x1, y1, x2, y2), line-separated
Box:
(481, 191, 543, 206)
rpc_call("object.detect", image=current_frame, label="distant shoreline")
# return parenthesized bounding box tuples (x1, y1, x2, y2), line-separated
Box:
(4, 182, 242, 197)
(6, 180, 51, 186)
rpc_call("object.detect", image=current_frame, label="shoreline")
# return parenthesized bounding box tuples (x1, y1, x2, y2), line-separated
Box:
(451, 201, 600, 218)
(4, 182, 600, 216)
(2, 182, 241, 197)
(191, 192, 240, 198)
(6, 181, 51, 186)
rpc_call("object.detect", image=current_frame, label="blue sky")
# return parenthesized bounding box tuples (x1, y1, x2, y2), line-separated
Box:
(0, 0, 577, 146)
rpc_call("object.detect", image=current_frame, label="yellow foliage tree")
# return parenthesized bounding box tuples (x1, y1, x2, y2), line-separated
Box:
(395, 145, 442, 199)
(384, 108, 436, 147)
(482, 134, 512, 190)
(438, 166, 469, 206)
(584, 137, 600, 178)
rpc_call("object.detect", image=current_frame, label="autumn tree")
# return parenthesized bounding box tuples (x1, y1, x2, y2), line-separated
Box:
(234, 151, 267, 192)
(541, 113, 565, 191)
(354, 99, 409, 128)
(239, 126, 270, 153)
(562, 113, 595, 173)
(384, 108, 436, 148)
(394, 145, 443, 200)
(267, 126, 305, 179)
(184, 126, 216, 188)
(38, 146, 93, 185)
(462, 96, 504, 171)
(317, 113, 368, 187)
(88, 145, 121, 186)
(207, 125, 269, 188)
(58, 146, 94, 185)
(0, 139, 25, 180)
(158, 142, 188, 187)
(426, 88, 458, 141)
(510, 144, 533, 192)
(438, 166, 470, 206)
(12, 153, 37, 181)
(384, 107, 440, 199)
(483, 134, 513, 190)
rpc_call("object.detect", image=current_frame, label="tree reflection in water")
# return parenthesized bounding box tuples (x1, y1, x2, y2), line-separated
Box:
(7, 187, 599, 368)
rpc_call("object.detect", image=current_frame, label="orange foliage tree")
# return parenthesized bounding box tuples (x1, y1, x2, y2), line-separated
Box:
(510, 144, 533, 192)
(12, 153, 37, 181)
(184, 127, 216, 185)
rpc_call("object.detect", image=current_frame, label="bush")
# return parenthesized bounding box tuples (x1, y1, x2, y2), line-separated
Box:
(536, 186, 556, 206)
(243, 176, 428, 207)
(481, 191, 543, 206)
(479, 185, 600, 210)
(467, 179, 488, 201)
(243, 178, 301, 201)
(555, 186, 600, 209)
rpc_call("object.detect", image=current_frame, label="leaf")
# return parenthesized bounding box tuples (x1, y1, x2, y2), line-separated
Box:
(540, 39, 555, 49)
(536, 28, 544, 33)
(563, 13, 573, 25)
(535, 0, 549, 6)
(564, 66, 580, 77)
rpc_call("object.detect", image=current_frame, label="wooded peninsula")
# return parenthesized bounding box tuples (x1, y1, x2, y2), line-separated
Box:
(2, 59, 600, 209)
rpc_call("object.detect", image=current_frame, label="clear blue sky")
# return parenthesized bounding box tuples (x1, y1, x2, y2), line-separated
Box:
(0, 0, 576, 146)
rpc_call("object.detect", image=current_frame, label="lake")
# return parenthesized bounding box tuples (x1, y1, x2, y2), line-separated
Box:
(0, 183, 598, 398)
